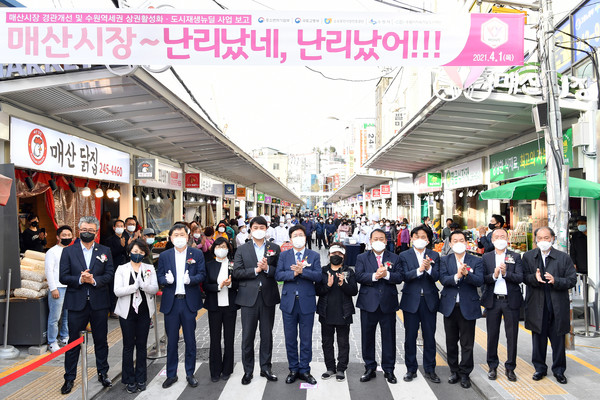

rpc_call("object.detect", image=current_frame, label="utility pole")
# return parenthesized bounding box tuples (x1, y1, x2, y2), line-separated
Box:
(539, 0, 573, 348)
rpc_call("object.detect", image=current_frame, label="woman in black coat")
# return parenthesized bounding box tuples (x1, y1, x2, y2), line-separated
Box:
(203, 237, 239, 382)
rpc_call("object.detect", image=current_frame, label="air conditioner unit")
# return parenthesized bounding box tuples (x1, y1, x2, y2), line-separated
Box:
(532, 102, 548, 132)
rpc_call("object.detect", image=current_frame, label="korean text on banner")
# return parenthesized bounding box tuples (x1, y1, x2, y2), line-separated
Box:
(0, 10, 524, 67)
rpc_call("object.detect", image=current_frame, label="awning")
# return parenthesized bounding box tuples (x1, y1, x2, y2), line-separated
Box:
(479, 173, 600, 200)
(364, 93, 585, 174)
(0, 66, 302, 204)
(326, 173, 394, 203)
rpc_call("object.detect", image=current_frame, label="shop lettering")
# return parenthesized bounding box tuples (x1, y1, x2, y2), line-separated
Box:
(0, 63, 91, 79)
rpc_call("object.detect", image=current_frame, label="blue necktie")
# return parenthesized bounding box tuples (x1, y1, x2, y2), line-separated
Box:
(296, 252, 302, 262)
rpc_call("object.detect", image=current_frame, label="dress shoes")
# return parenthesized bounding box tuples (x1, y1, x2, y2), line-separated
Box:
(221, 374, 230, 381)
(384, 372, 397, 384)
(488, 368, 497, 380)
(298, 372, 317, 385)
(260, 369, 278, 382)
(506, 370, 517, 382)
(211, 376, 220, 383)
(403, 371, 417, 382)
(460, 377, 471, 389)
(360, 368, 377, 382)
(186, 375, 198, 387)
(98, 373, 112, 387)
(162, 376, 178, 389)
(532, 371, 546, 381)
(448, 372, 460, 384)
(423, 371, 441, 383)
(60, 380, 74, 394)
(554, 373, 568, 384)
(241, 373, 253, 385)
(285, 371, 299, 384)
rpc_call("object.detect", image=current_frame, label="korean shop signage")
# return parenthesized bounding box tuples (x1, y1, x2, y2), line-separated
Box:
(257, 193, 265, 202)
(427, 173, 442, 187)
(444, 159, 483, 190)
(135, 157, 156, 180)
(224, 183, 235, 197)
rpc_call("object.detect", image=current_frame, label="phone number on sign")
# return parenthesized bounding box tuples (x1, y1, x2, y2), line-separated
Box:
(472, 51, 515, 63)
(99, 162, 123, 177)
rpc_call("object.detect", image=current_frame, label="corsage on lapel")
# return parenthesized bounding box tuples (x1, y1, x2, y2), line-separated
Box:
(228, 260, 235, 274)
(426, 255, 435, 264)
(504, 254, 515, 264)
(265, 246, 276, 257)
(96, 254, 108, 263)
(186, 258, 196, 265)
(143, 267, 152, 280)
(301, 255, 311, 268)
(384, 261, 393, 271)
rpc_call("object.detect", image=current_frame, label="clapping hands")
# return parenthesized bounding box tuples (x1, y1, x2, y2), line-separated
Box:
(165, 270, 174, 284)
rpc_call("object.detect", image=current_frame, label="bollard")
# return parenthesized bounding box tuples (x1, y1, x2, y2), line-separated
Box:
(0, 268, 20, 359)
(147, 295, 166, 359)
(81, 330, 88, 400)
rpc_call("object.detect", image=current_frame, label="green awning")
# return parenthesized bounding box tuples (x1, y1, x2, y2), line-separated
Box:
(479, 173, 600, 200)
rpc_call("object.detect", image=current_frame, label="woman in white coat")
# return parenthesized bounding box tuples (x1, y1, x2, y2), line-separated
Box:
(114, 239, 159, 394)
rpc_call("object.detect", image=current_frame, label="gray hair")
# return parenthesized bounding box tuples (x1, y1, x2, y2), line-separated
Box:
(78, 216, 100, 229)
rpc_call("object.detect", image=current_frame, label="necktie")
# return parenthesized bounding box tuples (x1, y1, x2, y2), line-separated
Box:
(376, 255, 382, 267)
(296, 252, 302, 262)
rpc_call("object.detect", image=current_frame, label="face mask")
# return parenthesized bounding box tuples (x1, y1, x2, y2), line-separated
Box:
(240, 228, 247, 234)
(214, 248, 229, 259)
(371, 240, 386, 252)
(280, 223, 285, 227)
(401, 225, 406, 229)
(127, 225, 136, 232)
(172, 237, 187, 249)
(30, 221, 39, 227)
(252, 229, 266, 240)
(115, 227, 124, 235)
(60, 238, 72, 246)
(218, 227, 225, 233)
(146, 238, 155, 245)
(413, 238, 428, 249)
(386, 222, 390, 227)
(193, 233, 201, 239)
(292, 236, 306, 249)
(130, 253, 144, 263)
(537, 241, 552, 252)
(488, 223, 496, 230)
(80, 232, 95, 243)
(451, 242, 467, 254)
(493, 239, 508, 250)
(330, 255, 344, 265)
(578, 225, 587, 232)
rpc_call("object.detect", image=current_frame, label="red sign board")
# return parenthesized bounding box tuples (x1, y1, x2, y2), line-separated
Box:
(372, 188, 381, 198)
(185, 173, 200, 189)
(365, 192, 371, 200)
(380, 184, 391, 195)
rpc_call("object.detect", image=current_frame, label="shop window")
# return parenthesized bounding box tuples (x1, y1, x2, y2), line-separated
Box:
(145, 198, 174, 237)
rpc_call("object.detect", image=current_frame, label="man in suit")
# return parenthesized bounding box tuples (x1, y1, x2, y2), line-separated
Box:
(275, 224, 322, 385)
(439, 230, 483, 389)
(478, 214, 504, 253)
(233, 216, 281, 385)
(399, 226, 441, 384)
(481, 228, 523, 382)
(355, 229, 403, 384)
(522, 227, 577, 384)
(59, 216, 114, 395)
(157, 223, 206, 389)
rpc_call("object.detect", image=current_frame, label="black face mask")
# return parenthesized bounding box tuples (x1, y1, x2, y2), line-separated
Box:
(130, 253, 145, 263)
(330, 255, 344, 266)
(60, 238, 72, 246)
(80, 232, 95, 243)
(30, 221, 39, 227)
(488, 223, 497, 230)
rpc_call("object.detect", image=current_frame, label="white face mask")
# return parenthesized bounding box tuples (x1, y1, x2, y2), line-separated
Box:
(193, 233, 201, 239)
(493, 239, 508, 250)
(252, 229, 266, 240)
(280, 223, 285, 227)
(172, 237, 187, 249)
(537, 241, 553, 252)
(292, 236, 306, 249)
(371, 240, 386, 252)
(240, 228, 247, 234)
(146, 237, 155, 245)
(115, 227, 124, 235)
(218, 227, 225, 233)
(386, 222, 390, 227)
(451, 242, 467, 254)
(214, 248, 229, 259)
(126, 225, 136, 232)
(412, 238, 428, 250)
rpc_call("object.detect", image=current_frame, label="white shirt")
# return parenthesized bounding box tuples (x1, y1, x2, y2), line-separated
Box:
(493, 251, 508, 295)
(45, 244, 67, 291)
(453, 253, 466, 303)
(273, 226, 290, 246)
(266, 226, 275, 240)
(216, 258, 231, 307)
(236, 231, 249, 247)
(371, 251, 391, 281)
(174, 247, 187, 295)
(414, 248, 432, 294)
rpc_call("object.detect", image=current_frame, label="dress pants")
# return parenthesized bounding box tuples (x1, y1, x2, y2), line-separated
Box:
(240, 292, 276, 374)
(532, 303, 566, 375)
(316, 234, 325, 249)
(486, 297, 520, 371)
(444, 304, 476, 378)
(64, 301, 109, 381)
(164, 298, 197, 378)
(403, 296, 437, 373)
(119, 306, 151, 384)
(208, 307, 237, 379)
(360, 307, 396, 372)
(282, 298, 315, 373)
(321, 323, 350, 372)
(306, 236, 312, 250)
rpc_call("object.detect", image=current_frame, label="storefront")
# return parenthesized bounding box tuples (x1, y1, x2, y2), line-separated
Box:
(444, 159, 487, 231)
(183, 172, 223, 228)
(414, 173, 443, 229)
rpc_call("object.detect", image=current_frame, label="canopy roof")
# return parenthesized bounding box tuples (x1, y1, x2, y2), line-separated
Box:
(326, 173, 393, 203)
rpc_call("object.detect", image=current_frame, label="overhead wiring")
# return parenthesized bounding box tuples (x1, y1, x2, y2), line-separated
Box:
(305, 66, 398, 82)
(211, 0, 227, 10)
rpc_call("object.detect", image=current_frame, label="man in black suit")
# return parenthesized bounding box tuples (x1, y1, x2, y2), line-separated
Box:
(59, 216, 115, 394)
(522, 227, 577, 384)
(233, 216, 281, 385)
(481, 228, 523, 382)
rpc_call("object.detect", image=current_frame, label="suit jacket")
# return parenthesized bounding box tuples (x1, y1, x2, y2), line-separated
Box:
(113, 262, 159, 319)
(522, 247, 577, 335)
(481, 250, 523, 310)
(478, 232, 495, 253)
(232, 239, 281, 307)
(203, 259, 239, 312)
(157, 247, 206, 314)
(399, 248, 440, 314)
(355, 250, 403, 314)
(275, 248, 322, 314)
(439, 253, 484, 320)
(59, 242, 114, 311)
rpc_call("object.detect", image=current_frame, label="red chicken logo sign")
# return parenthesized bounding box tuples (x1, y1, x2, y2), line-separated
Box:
(28, 129, 47, 166)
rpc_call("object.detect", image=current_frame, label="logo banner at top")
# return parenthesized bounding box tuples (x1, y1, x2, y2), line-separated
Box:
(0, 10, 524, 66)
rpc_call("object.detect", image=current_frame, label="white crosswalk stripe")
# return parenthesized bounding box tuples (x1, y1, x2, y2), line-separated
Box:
(218, 363, 267, 400)
(306, 362, 351, 400)
(386, 374, 438, 400)
(136, 362, 201, 400)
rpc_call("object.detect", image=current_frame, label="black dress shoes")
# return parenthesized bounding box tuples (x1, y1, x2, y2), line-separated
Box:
(286, 371, 299, 384)
(403, 371, 417, 382)
(360, 368, 377, 382)
(460, 376, 471, 389)
(488, 368, 497, 380)
(260, 369, 278, 382)
(506, 370, 517, 382)
(241, 373, 253, 385)
(448, 372, 460, 384)
(554, 373, 568, 384)
(162, 376, 178, 388)
(423, 371, 441, 383)
(186, 375, 199, 387)
(532, 371, 546, 381)
(384, 372, 397, 384)
(298, 372, 317, 385)
(98, 373, 112, 387)
(60, 380, 74, 394)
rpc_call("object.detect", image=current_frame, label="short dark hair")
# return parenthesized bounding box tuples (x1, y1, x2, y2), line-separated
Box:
(113, 219, 125, 227)
(211, 236, 233, 257)
(289, 224, 306, 237)
(169, 223, 189, 236)
(491, 214, 505, 227)
(27, 213, 38, 222)
(577, 216, 587, 223)
(249, 216, 268, 229)
(534, 226, 556, 238)
(446, 218, 454, 223)
(370, 228, 386, 239)
(127, 238, 150, 257)
(125, 217, 137, 225)
(422, 216, 430, 222)
(410, 226, 429, 238)
(56, 225, 73, 236)
(449, 222, 460, 230)
(204, 226, 214, 237)
(449, 230, 467, 241)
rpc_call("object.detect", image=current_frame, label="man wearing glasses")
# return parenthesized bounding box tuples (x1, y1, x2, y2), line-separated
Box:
(59, 216, 115, 394)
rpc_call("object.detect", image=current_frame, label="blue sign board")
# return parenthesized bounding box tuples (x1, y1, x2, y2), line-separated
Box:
(573, 1, 600, 63)
(224, 184, 235, 196)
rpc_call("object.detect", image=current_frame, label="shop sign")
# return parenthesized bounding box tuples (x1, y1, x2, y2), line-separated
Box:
(0, 10, 523, 67)
(257, 193, 265, 202)
(489, 128, 573, 182)
(365, 192, 371, 200)
(224, 183, 235, 197)
(135, 157, 156, 179)
(444, 159, 483, 190)
(138, 161, 182, 190)
(427, 173, 442, 187)
(10, 117, 130, 183)
(380, 184, 391, 196)
(236, 187, 246, 198)
(265, 195, 272, 204)
(184, 173, 200, 189)
(372, 188, 381, 198)
(573, 1, 600, 64)
(349, 196, 357, 203)
(357, 194, 363, 201)
(414, 174, 442, 194)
